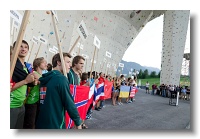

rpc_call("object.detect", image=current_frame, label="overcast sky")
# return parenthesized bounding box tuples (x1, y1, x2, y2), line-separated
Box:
(122, 15, 190, 70)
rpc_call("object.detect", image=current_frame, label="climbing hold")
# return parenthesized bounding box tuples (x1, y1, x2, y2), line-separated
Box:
(46, 11, 51, 14)
(50, 31, 54, 35)
(41, 34, 44, 36)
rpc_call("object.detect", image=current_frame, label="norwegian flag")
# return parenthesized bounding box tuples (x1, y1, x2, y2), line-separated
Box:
(86, 83, 95, 111)
(65, 85, 90, 129)
(93, 82, 104, 106)
(39, 87, 47, 104)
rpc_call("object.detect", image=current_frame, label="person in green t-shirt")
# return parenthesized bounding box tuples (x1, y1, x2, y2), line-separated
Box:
(10, 40, 35, 129)
(23, 57, 47, 129)
(35, 53, 82, 129)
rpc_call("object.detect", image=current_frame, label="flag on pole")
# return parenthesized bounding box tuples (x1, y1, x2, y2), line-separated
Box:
(65, 85, 90, 129)
(98, 82, 105, 100)
(93, 82, 104, 106)
(86, 83, 95, 111)
(119, 86, 130, 98)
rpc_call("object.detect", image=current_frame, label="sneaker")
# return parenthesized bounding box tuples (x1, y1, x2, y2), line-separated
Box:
(118, 102, 121, 105)
(120, 102, 123, 105)
(95, 107, 100, 111)
(128, 100, 132, 103)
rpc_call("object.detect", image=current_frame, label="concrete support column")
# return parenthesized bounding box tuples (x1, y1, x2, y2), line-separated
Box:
(160, 10, 190, 86)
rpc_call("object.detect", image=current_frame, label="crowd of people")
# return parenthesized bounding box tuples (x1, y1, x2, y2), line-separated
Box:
(145, 82, 190, 100)
(10, 40, 139, 129)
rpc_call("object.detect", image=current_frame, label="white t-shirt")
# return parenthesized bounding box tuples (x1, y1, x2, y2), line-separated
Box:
(146, 83, 149, 88)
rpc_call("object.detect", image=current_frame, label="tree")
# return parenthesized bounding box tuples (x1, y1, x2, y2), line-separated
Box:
(138, 69, 143, 79)
(150, 71, 157, 78)
(142, 69, 149, 79)
(157, 71, 161, 78)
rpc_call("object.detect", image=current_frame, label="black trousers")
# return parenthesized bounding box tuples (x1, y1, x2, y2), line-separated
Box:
(23, 102, 40, 129)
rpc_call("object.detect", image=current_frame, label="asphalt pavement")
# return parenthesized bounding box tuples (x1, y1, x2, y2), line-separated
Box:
(84, 89, 190, 130)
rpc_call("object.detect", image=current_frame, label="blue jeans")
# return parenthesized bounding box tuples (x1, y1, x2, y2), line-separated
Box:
(162, 89, 166, 97)
(151, 89, 155, 95)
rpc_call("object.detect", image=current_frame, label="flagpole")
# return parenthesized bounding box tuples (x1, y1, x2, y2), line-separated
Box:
(69, 36, 80, 54)
(90, 46, 97, 79)
(10, 10, 31, 80)
(51, 11, 67, 77)
(27, 42, 34, 62)
(35, 42, 42, 59)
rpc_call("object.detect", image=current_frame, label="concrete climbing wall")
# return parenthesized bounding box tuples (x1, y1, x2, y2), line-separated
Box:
(10, 10, 168, 78)
(160, 10, 190, 85)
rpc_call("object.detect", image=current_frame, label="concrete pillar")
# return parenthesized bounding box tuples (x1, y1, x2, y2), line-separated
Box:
(160, 10, 190, 86)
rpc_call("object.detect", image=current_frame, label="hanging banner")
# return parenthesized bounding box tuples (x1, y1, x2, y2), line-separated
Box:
(93, 35, 101, 49)
(10, 10, 22, 24)
(106, 51, 112, 58)
(77, 20, 89, 41)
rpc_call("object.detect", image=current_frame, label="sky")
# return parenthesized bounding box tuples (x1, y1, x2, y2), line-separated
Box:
(122, 14, 190, 70)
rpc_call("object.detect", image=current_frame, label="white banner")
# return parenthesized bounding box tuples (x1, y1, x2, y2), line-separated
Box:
(10, 10, 22, 24)
(105, 51, 112, 58)
(77, 43, 83, 50)
(107, 63, 110, 68)
(49, 48, 56, 54)
(53, 46, 58, 51)
(93, 35, 101, 49)
(77, 20, 88, 41)
(49, 46, 58, 54)
(119, 63, 124, 67)
(32, 36, 39, 44)
(38, 36, 47, 45)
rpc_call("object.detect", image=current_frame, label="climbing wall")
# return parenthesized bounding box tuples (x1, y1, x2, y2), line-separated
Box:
(160, 10, 190, 85)
(10, 10, 167, 77)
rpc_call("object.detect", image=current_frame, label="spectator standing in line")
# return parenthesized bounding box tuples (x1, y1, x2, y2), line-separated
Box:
(146, 81, 150, 94)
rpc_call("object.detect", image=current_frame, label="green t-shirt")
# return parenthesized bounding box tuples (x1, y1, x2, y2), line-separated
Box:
(26, 71, 41, 104)
(10, 68, 28, 108)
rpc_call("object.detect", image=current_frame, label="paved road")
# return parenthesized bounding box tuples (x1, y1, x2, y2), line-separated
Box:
(85, 89, 190, 130)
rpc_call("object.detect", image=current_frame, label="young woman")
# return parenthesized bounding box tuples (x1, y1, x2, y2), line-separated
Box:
(112, 77, 120, 106)
(23, 57, 47, 129)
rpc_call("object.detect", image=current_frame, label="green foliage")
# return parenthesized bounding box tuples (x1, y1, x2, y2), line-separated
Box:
(150, 71, 157, 78)
(138, 76, 190, 87)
